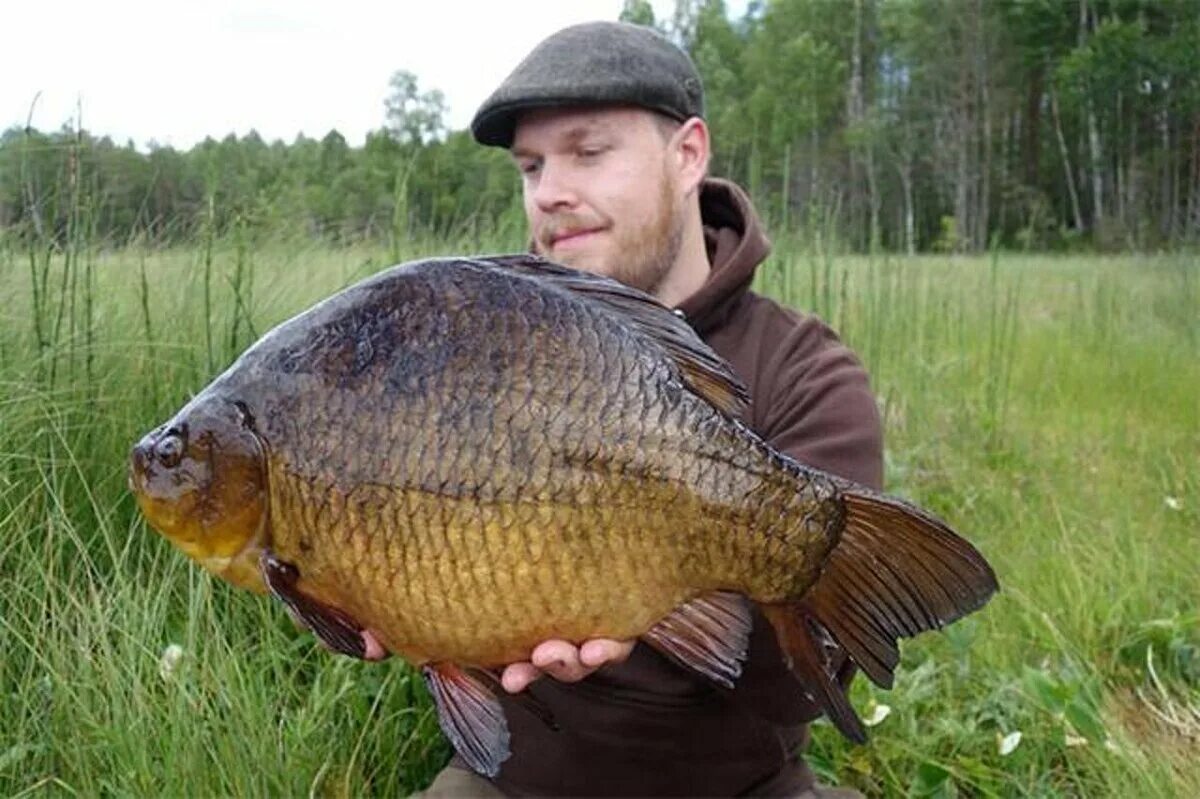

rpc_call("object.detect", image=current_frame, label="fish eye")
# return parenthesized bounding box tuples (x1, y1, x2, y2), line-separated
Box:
(233, 401, 256, 431)
(154, 431, 185, 468)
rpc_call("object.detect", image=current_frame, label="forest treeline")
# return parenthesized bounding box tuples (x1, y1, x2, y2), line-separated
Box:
(2, 0, 1198, 253)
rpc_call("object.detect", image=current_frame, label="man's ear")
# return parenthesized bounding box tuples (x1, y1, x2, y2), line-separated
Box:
(671, 117, 710, 196)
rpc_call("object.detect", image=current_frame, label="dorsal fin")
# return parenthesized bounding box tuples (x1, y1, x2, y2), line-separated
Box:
(476, 254, 750, 418)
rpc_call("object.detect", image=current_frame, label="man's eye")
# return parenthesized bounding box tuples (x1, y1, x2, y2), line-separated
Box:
(579, 147, 605, 159)
(519, 160, 541, 175)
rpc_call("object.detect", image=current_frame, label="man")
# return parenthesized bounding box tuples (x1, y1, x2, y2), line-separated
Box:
(420, 20, 881, 798)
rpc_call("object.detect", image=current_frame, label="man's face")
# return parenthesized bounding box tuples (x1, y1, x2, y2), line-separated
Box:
(511, 106, 685, 296)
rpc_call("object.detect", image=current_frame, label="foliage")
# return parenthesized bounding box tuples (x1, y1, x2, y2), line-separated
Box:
(384, 70, 448, 146)
(4, 0, 1200, 252)
(0, 124, 523, 248)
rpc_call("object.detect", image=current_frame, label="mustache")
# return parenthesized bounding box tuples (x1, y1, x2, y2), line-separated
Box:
(536, 213, 609, 245)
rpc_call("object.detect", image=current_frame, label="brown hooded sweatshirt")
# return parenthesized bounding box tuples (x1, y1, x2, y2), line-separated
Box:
(487, 178, 884, 797)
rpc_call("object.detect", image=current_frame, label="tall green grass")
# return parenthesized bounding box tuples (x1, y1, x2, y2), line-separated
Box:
(1, 238, 1197, 796)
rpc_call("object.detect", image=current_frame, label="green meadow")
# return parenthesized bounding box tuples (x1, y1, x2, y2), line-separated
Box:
(0, 240, 1196, 797)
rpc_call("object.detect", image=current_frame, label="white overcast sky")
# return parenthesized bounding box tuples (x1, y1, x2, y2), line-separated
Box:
(1, 0, 746, 151)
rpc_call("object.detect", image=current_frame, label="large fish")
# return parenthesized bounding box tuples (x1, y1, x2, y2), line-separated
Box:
(128, 255, 998, 776)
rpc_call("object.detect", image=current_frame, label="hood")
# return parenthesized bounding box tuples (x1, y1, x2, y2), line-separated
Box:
(677, 178, 772, 335)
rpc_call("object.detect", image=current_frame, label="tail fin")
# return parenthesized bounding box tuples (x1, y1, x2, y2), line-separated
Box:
(763, 490, 998, 742)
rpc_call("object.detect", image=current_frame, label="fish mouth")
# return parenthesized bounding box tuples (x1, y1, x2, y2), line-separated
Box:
(128, 431, 158, 493)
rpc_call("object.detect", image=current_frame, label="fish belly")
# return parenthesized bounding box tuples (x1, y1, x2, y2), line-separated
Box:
(266, 457, 830, 667)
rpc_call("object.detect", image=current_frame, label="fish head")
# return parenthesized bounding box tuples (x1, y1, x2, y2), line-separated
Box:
(129, 394, 269, 593)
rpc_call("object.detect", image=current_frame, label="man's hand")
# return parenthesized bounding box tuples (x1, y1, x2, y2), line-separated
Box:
(500, 638, 636, 693)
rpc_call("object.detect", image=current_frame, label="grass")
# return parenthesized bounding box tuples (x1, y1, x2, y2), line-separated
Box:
(1, 237, 1197, 797)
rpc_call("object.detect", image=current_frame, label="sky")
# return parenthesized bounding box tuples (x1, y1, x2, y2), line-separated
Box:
(1, 0, 724, 151)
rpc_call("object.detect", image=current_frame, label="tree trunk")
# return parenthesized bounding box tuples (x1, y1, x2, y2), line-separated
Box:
(1008, 106, 1017, 233)
(1050, 87, 1085, 232)
(1128, 96, 1139, 245)
(1115, 91, 1124, 228)
(866, 147, 880, 251)
(898, 159, 915, 255)
(781, 142, 791, 232)
(1170, 114, 1181, 243)
(810, 123, 820, 226)
(1189, 113, 1200, 241)
(1087, 105, 1104, 229)
(979, 4, 992, 250)
(847, 0, 866, 249)
(1160, 106, 1173, 240)
(1023, 63, 1044, 187)
(955, 108, 972, 252)
(1081, 0, 1104, 229)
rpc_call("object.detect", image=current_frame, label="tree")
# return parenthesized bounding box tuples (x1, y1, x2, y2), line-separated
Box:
(384, 70, 447, 146)
(619, 0, 657, 27)
(4, 0, 1198, 251)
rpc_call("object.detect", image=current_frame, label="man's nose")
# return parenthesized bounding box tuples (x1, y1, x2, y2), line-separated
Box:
(531, 160, 579, 212)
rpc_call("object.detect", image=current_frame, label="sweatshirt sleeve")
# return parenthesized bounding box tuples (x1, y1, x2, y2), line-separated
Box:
(756, 312, 884, 491)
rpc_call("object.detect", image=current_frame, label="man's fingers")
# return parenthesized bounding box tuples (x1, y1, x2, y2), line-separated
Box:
(362, 629, 389, 661)
(579, 638, 636, 668)
(530, 640, 591, 682)
(501, 662, 543, 693)
(502, 638, 638, 693)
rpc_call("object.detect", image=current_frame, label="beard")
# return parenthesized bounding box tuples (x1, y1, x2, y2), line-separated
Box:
(534, 167, 685, 297)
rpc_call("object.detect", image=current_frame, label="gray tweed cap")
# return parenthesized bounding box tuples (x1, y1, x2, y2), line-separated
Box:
(471, 20, 705, 148)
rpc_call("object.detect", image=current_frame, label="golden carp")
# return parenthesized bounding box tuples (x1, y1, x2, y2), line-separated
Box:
(128, 255, 997, 776)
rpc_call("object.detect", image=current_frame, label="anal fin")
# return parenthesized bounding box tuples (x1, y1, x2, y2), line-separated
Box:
(641, 591, 753, 688)
(761, 602, 867, 743)
(423, 662, 510, 778)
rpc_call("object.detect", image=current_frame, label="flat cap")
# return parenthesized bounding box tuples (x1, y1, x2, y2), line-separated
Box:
(471, 20, 704, 148)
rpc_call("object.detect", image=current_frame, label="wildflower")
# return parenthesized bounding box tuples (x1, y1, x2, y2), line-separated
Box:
(998, 730, 1022, 756)
(1164, 496, 1182, 511)
(863, 703, 891, 727)
(1064, 733, 1088, 747)
(159, 643, 184, 681)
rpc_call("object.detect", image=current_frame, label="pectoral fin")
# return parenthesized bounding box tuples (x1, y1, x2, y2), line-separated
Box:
(259, 550, 371, 660)
(423, 662, 511, 778)
(641, 591, 753, 688)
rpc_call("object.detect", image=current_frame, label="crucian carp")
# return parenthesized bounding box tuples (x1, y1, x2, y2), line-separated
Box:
(128, 254, 998, 777)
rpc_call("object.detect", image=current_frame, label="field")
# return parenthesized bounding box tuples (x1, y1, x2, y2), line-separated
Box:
(0, 239, 1196, 797)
